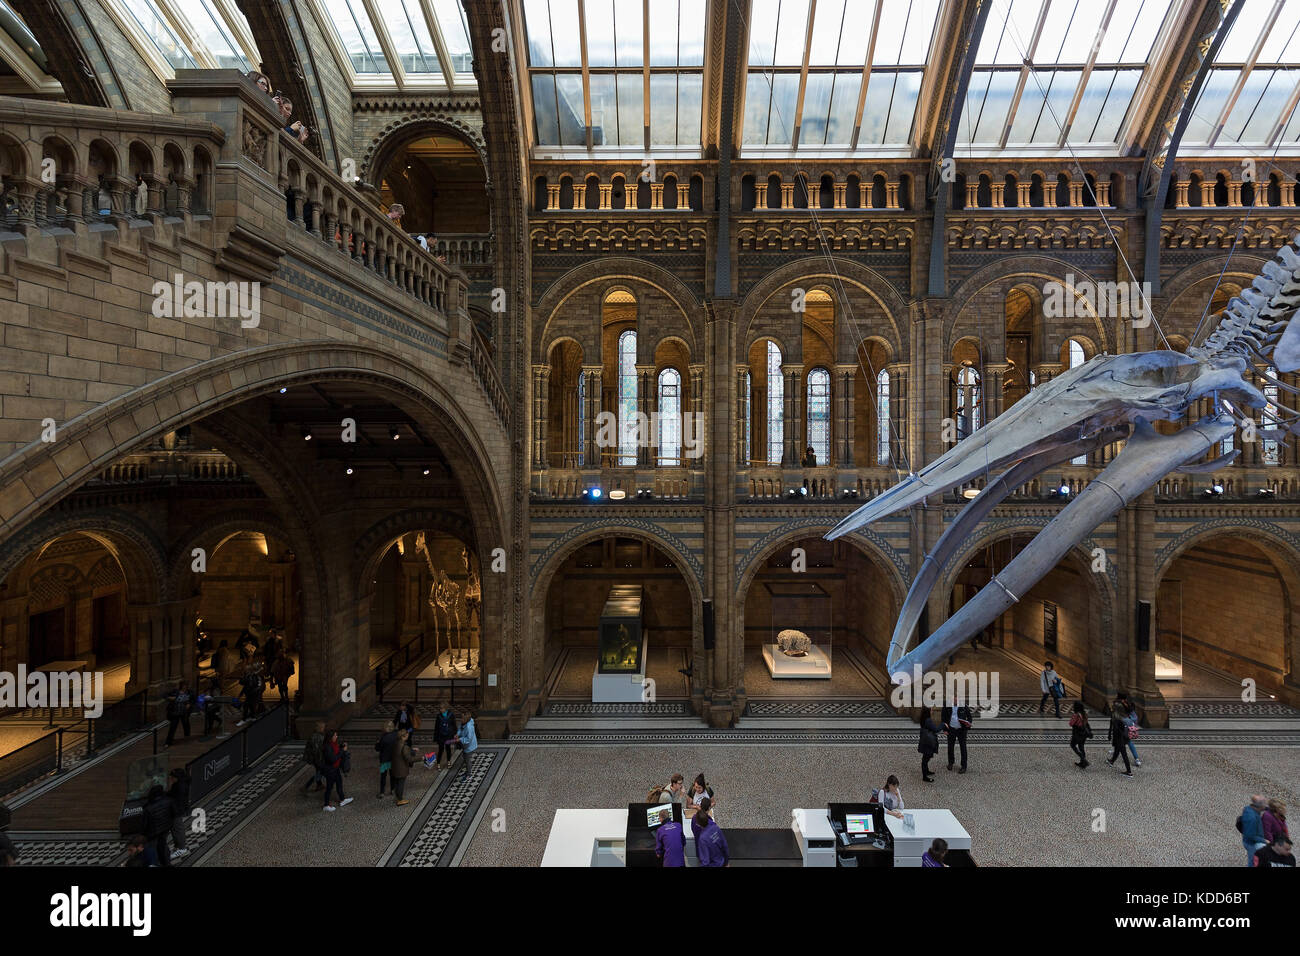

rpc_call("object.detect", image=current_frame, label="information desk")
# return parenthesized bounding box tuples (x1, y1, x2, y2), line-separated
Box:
(884, 809, 972, 867)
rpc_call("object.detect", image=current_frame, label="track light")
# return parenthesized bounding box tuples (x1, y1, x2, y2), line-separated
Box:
(345, 466, 354, 476)
(609, 489, 627, 500)
(798, 485, 809, 497)
(582, 487, 603, 501)
(278, 386, 287, 394)
(1258, 487, 1276, 498)
(301, 427, 313, 441)
(423, 467, 431, 476)
(961, 488, 979, 500)
(841, 488, 859, 499)
(1203, 483, 1224, 498)
(390, 427, 401, 441)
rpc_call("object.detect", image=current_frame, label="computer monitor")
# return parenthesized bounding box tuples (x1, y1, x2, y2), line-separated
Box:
(845, 812, 875, 835)
(647, 804, 674, 828)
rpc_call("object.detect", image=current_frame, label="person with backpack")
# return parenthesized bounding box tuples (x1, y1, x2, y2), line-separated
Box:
(1117, 692, 1142, 767)
(391, 729, 415, 806)
(1039, 661, 1063, 718)
(432, 702, 458, 770)
(164, 680, 193, 747)
(917, 706, 940, 782)
(168, 767, 191, 860)
(375, 721, 398, 798)
(1105, 700, 1133, 777)
(1240, 795, 1269, 866)
(455, 711, 479, 779)
(303, 721, 325, 792)
(1068, 701, 1093, 768)
(143, 784, 175, 866)
(321, 729, 353, 812)
(693, 798, 729, 867)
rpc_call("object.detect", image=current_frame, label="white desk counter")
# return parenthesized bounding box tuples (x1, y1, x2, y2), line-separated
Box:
(541, 808, 698, 867)
(884, 809, 971, 867)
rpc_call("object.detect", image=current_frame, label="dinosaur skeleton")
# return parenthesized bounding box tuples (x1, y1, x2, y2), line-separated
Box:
(415, 532, 462, 669)
(828, 235, 1300, 682)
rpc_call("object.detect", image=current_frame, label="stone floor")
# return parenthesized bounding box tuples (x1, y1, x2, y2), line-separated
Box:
(546, 646, 690, 698)
(458, 738, 1300, 867)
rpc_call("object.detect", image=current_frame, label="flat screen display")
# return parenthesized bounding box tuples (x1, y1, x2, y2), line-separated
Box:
(647, 804, 674, 828)
(845, 813, 874, 834)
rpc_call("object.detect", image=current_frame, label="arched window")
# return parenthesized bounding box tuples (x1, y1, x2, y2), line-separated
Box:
(956, 365, 981, 440)
(743, 370, 752, 464)
(658, 367, 682, 465)
(876, 369, 891, 466)
(1068, 339, 1086, 464)
(1263, 366, 1280, 465)
(767, 341, 784, 464)
(618, 330, 638, 466)
(806, 367, 831, 465)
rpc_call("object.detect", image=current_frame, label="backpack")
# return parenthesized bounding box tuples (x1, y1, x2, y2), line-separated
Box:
(1235, 814, 1244, 834)
(340, 748, 352, 774)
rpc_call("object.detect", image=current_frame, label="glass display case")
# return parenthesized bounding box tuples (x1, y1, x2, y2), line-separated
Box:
(597, 584, 645, 674)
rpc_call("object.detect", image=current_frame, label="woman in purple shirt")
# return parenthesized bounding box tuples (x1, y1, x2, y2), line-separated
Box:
(693, 799, 729, 867)
(654, 809, 686, 867)
(921, 838, 949, 867)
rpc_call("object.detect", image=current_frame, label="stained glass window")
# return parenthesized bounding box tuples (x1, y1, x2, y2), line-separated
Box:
(956, 366, 982, 440)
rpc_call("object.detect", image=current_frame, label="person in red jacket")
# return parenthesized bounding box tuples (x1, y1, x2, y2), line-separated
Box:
(321, 730, 353, 812)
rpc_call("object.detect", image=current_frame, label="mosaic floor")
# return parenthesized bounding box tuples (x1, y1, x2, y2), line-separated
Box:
(545, 645, 690, 699)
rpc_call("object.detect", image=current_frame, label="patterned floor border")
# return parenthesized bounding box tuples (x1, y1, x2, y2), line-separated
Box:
(504, 728, 1300, 746)
(384, 745, 506, 867)
(6, 746, 305, 867)
(541, 700, 692, 716)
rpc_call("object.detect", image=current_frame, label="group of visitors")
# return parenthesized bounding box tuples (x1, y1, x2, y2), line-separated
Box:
(1239, 795, 1293, 866)
(247, 70, 310, 145)
(124, 768, 191, 866)
(299, 702, 478, 814)
(915, 697, 974, 781)
(649, 772, 727, 867)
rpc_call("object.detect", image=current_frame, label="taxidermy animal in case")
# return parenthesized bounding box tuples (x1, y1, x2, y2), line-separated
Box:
(828, 236, 1300, 682)
(776, 629, 812, 657)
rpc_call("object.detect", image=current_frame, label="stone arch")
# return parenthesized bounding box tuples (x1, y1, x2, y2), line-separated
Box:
(0, 342, 506, 555)
(1156, 519, 1300, 587)
(938, 520, 1117, 692)
(353, 507, 480, 599)
(359, 115, 490, 190)
(735, 521, 908, 606)
(526, 520, 705, 710)
(166, 512, 299, 599)
(0, 509, 167, 605)
(738, 257, 908, 365)
(946, 258, 1113, 357)
(1159, 257, 1268, 345)
(534, 258, 703, 363)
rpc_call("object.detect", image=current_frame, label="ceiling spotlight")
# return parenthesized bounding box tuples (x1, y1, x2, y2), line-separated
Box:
(798, 485, 809, 497)
(390, 427, 401, 441)
(278, 386, 287, 394)
(1058, 484, 1070, 496)
(961, 488, 980, 500)
(609, 489, 627, 500)
(423, 468, 431, 476)
(582, 487, 603, 501)
(787, 489, 798, 499)
(345, 466, 354, 476)
(1203, 484, 1224, 498)
(1258, 487, 1276, 498)
(301, 427, 313, 441)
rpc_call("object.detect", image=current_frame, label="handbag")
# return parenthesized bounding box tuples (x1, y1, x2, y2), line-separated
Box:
(1126, 724, 1139, 740)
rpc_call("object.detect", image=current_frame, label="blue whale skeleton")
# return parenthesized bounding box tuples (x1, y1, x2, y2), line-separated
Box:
(827, 236, 1300, 683)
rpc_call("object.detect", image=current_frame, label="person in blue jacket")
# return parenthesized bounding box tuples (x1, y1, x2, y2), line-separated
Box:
(456, 711, 479, 779)
(1241, 795, 1269, 867)
(692, 799, 729, 867)
(654, 809, 686, 867)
